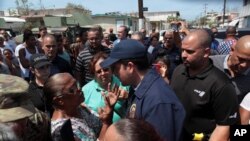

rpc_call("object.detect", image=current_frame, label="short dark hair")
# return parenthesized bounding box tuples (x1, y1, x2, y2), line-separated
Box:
(226, 26, 237, 35)
(155, 49, 170, 67)
(118, 56, 149, 71)
(22, 29, 33, 42)
(87, 27, 101, 37)
(39, 25, 47, 31)
(23, 33, 35, 43)
(120, 25, 129, 36)
(113, 119, 163, 141)
(150, 36, 159, 42)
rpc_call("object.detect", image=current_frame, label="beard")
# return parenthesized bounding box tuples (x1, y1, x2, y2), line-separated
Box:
(182, 58, 190, 67)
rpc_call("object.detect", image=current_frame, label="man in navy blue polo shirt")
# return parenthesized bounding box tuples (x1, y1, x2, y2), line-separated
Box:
(100, 39, 185, 141)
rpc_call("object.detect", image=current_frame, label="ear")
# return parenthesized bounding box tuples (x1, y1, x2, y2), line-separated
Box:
(127, 62, 135, 73)
(231, 43, 236, 52)
(204, 47, 210, 58)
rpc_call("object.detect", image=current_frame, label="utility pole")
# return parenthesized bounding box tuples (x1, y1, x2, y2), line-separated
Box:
(204, 3, 208, 27)
(222, 0, 226, 27)
(138, 0, 144, 30)
(204, 3, 207, 16)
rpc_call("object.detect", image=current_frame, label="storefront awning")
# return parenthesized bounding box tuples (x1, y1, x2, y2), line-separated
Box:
(229, 19, 239, 26)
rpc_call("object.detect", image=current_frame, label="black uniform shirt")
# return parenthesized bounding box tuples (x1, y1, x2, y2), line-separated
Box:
(171, 61, 239, 138)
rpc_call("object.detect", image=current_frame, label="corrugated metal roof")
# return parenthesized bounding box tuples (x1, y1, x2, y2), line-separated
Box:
(92, 14, 135, 18)
(0, 17, 25, 22)
(72, 12, 93, 26)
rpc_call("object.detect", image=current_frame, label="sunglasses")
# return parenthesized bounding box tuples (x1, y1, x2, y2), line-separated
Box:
(95, 68, 110, 74)
(57, 87, 83, 98)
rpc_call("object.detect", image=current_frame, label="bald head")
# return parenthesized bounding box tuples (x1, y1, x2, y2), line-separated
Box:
(50, 73, 73, 85)
(42, 34, 57, 59)
(42, 34, 56, 46)
(183, 29, 211, 49)
(235, 35, 250, 51)
(228, 35, 250, 74)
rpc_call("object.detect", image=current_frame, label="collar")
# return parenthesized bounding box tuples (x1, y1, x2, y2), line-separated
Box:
(223, 55, 232, 76)
(134, 81, 141, 91)
(134, 69, 159, 99)
(161, 44, 179, 51)
(223, 55, 230, 70)
(30, 80, 43, 89)
(87, 43, 105, 54)
(181, 60, 214, 79)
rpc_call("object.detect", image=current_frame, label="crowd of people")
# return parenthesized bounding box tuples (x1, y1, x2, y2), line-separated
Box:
(0, 21, 250, 141)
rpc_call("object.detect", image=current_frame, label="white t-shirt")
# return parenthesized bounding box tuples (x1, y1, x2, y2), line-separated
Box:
(15, 43, 25, 57)
(147, 45, 154, 54)
(240, 92, 250, 111)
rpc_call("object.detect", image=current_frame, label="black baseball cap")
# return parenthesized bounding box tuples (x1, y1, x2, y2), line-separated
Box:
(30, 54, 51, 68)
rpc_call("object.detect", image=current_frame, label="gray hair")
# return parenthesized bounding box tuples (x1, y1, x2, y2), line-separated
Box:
(0, 123, 20, 141)
(131, 31, 144, 42)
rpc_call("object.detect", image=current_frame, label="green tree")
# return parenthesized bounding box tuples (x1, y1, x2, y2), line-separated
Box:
(199, 16, 207, 27)
(8, 9, 18, 16)
(167, 16, 179, 23)
(15, 0, 33, 15)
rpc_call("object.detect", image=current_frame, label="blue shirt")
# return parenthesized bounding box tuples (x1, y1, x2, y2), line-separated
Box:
(82, 75, 129, 123)
(127, 68, 185, 141)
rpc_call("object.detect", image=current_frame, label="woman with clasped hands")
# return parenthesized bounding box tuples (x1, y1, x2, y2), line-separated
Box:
(44, 72, 120, 141)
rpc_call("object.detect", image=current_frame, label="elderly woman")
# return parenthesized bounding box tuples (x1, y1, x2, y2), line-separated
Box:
(82, 52, 129, 123)
(44, 73, 119, 141)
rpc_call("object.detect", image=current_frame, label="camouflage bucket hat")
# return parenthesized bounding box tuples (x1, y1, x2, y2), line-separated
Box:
(0, 74, 36, 122)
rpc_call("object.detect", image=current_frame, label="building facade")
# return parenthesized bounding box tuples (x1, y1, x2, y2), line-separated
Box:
(92, 13, 138, 33)
(238, 0, 250, 27)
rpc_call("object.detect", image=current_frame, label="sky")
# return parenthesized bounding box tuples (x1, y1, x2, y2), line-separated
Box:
(0, 0, 243, 21)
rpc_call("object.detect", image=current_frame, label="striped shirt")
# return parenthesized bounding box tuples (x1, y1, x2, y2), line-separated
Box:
(75, 44, 110, 85)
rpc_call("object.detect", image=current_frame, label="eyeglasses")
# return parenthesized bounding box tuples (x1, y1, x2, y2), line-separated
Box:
(56, 87, 83, 98)
(95, 68, 110, 74)
(45, 45, 56, 49)
(164, 37, 173, 40)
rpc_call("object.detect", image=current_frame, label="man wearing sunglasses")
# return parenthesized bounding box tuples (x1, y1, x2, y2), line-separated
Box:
(210, 27, 220, 55)
(28, 54, 52, 116)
